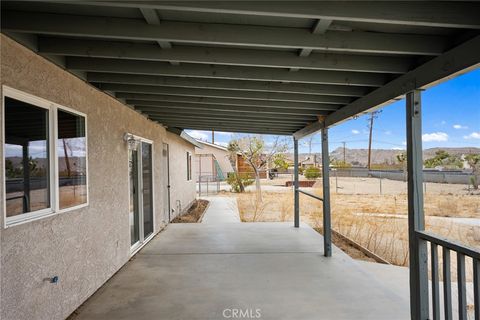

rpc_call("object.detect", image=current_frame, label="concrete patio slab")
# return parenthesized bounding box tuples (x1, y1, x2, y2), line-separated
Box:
(71, 222, 410, 320)
(200, 196, 240, 224)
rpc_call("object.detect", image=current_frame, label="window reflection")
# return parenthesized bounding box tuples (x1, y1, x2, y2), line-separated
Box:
(57, 110, 87, 209)
(4, 97, 50, 217)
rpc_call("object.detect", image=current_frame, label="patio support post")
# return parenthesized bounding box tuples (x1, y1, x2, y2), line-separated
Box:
(406, 89, 429, 320)
(293, 137, 300, 228)
(321, 127, 332, 257)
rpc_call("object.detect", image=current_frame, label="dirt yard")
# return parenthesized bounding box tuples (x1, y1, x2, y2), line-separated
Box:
(172, 199, 209, 223)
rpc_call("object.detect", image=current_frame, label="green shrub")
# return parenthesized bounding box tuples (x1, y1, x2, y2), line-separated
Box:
(304, 167, 321, 179)
(227, 173, 254, 193)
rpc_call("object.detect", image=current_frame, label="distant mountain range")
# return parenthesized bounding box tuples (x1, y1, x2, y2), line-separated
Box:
(286, 147, 480, 167)
(7, 147, 479, 169)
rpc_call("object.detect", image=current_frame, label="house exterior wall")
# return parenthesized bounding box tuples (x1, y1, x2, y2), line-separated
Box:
(166, 132, 196, 218)
(0, 35, 195, 320)
(195, 143, 234, 178)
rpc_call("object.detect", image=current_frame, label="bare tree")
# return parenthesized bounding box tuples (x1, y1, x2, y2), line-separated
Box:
(228, 135, 288, 202)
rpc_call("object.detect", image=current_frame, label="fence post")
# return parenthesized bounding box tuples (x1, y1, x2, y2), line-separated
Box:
(406, 89, 429, 320)
(335, 169, 338, 194)
(379, 171, 383, 195)
(321, 127, 332, 257)
(294, 137, 300, 228)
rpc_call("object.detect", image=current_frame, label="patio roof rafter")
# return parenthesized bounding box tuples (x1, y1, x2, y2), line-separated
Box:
(132, 102, 331, 116)
(291, 19, 332, 71)
(165, 125, 294, 136)
(96, 83, 353, 104)
(3, 10, 448, 56)
(144, 113, 312, 126)
(156, 120, 301, 132)
(38, 37, 413, 74)
(139, 109, 318, 122)
(67, 57, 387, 87)
(87, 72, 369, 97)
(65, 1, 480, 29)
(118, 94, 340, 111)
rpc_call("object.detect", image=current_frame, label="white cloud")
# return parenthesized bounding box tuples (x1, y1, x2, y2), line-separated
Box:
(351, 129, 360, 134)
(422, 132, 448, 142)
(391, 147, 404, 150)
(402, 141, 407, 146)
(186, 130, 209, 141)
(384, 130, 392, 135)
(463, 132, 480, 140)
(453, 124, 468, 130)
(441, 120, 446, 125)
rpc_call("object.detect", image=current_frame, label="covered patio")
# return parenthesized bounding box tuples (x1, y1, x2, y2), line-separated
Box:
(2, 1, 480, 319)
(70, 221, 409, 320)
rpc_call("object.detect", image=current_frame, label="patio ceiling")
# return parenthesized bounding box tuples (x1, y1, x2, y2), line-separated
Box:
(2, 1, 479, 136)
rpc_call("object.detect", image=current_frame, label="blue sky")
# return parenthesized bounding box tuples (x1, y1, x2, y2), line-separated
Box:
(186, 68, 480, 153)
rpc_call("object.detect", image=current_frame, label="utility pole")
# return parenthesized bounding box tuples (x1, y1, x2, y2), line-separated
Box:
(212, 130, 214, 144)
(367, 110, 382, 170)
(342, 141, 346, 164)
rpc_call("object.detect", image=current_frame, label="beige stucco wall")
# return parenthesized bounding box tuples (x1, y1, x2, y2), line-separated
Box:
(166, 132, 197, 218)
(0, 35, 195, 320)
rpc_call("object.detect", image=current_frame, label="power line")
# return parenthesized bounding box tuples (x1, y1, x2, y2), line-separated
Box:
(367, 110, 382, 169)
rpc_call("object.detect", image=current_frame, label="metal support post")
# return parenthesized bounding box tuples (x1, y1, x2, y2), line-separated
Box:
(406, 89, 429, 320)
(321, 128, 332, 257)
(293, 137, 299, 228)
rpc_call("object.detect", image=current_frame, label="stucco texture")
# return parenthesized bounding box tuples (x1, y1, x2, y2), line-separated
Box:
(0, 35, 195, 320)
(166, 132, 197, 217)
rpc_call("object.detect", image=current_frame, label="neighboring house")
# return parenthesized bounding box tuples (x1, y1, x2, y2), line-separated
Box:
(1, 35, 197, 320)
(194, 140, 269, 180)
(300, 155, 320, 168)
(284, 153, 321, 169)
(194, 140, 234, 181)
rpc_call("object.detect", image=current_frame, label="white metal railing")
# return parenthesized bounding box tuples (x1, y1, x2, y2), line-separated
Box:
(416, 230, 480, 320)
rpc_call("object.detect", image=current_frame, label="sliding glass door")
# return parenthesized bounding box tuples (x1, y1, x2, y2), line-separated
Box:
(129, 139, 154, 250)
(142, 142, 154, 239)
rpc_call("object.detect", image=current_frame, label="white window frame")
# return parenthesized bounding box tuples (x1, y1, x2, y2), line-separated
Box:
(2, 86, 89, 228)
